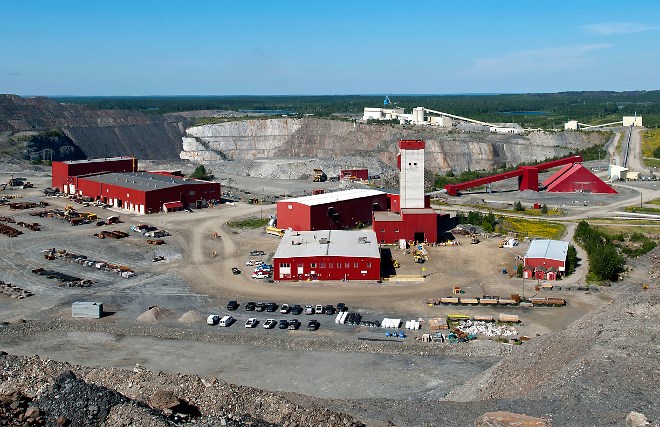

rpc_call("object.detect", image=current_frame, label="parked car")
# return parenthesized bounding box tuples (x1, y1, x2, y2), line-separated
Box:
(307, 319, 320, 331)
(304, 305, 314, 315)
(252, 272, 270, 279)
(265, 302, 278, 312)
(255, 302, 266, 312)
(278, 319, 288, 329)
(231, 267, 241, 275)
(291, 304, 303, 315)
(250, 250, 266, 256)
(280, 304, 291, 314)
(288, 319, 301, 330)
(263, 319, 277, 329)
(226, 300, 239, 311)
(206, 314, 220, 325)
(323, 304, 335, 315)
(314, 304, 324, 314)
(219, 315, 233, 327)
(336, 303, 347, 312)
(245, 318, 258, 328)
(245, 301, 256, 311)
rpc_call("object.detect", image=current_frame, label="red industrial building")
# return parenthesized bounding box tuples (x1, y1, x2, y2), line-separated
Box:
(542, 163, 617, 194)
(340, 169, 369, 181)
(273, 230, 381, 281)
(52, 157, 137, 193)
(523, 239, 569, 280)
(276, 189, 388, 231)
(373, 209, 450, 244)
(52, 158, 220, 214)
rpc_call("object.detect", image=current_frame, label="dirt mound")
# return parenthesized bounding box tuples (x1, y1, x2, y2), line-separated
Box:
(177, 310, 206, 323)
(6, 317, 25, 325)
(136, 306, 173, 322)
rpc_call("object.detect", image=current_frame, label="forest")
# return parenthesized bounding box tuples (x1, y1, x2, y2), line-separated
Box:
(54, 90, 660, 129)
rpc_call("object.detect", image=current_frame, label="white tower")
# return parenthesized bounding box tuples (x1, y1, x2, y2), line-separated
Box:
(398, 140, 425, 209)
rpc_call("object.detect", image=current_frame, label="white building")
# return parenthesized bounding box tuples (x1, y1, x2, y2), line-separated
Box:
(623, 116, 643, 127)
(399, 140, 425, 209)
(564, 120, 579, 130)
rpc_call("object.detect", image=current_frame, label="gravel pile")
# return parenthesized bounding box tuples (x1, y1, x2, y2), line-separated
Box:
(177, 310, 207, 323)
(137, 306, 174, 322)
(0, 353, 364, 427)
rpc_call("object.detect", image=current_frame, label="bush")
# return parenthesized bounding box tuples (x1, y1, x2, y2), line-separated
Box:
(540, 204, 548, 214)
(190, 165, 208, 179)
(513, 201, 524, 211)
(653, 146, 660, 159)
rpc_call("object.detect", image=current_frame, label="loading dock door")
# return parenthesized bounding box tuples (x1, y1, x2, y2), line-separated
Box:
(414, 232, 425, 243)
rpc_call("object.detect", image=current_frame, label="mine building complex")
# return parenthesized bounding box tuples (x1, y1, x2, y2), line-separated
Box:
(51, 157, 220, 214)
(523, 239, 569, 281)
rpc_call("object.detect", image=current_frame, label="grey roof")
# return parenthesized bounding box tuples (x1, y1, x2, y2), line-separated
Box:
(274, 230, 380, 259)
(64, 157, 134, 165)
(525, 239, 569, 262)
(373, 211, 402, 222)
(281, 189, 385, 207)
(81, 172, 214, 192)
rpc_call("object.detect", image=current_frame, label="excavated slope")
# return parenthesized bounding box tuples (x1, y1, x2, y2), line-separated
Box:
(182, 118, 609, 172)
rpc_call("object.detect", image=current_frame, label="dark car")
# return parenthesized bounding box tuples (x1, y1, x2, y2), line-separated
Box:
(290, 304, 303, 315)
(250, 250, 266, 256)
(255, 302, 266, 312)
(336, 303, 347, 312)
(226, 300, 239, 311)
(245, 301, 256, 311)
(278, 319, 288, 329)
(265, 302, 278, 312)
(288, 319, 301, 330)
(231, 267, 241, 275)
(323, 304, 335, 315)
(307, 319, 320, 331)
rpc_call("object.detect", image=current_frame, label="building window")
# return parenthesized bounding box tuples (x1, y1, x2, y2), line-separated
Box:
(344, 262, 349, 268)
(353, 263, 358, 268)
(280, 263, 290, 268)
(329, 263, 333, 269)
(189, 191, 195, 196)
(380, 229, 385, 232)
(288, 204, 293, 209)
(320, 263, 326, 268)
(311, 263, 317, 268)
(337, 263, 341, 268)
(367, 263, 372, 268)
(394, 229, 399, 233)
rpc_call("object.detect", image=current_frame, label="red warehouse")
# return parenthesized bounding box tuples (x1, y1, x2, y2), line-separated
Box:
(75, 172, 220, 214)
(523, 239, 569, 280)
(273, 230, 381, 281)
(340, 169, 369, 181)
(372, 208, 450, 244)
(276, 189, 387, 231)
(52, 157, 137, 193)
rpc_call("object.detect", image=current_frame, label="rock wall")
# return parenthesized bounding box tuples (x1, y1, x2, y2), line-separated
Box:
(181, 118, 610, 173)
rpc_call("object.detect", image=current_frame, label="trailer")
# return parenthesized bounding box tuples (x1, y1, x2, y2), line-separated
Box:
(429, 317, 448, 330)
(479, 298, 498, 305)
(440, 297, 460, 304)
(459, 298, 479, 305)
(499, 314, 520, 323)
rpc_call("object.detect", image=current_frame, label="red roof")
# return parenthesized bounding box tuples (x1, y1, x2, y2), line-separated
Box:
(543, 164, 616, 194)
(163, 201, 183, 209)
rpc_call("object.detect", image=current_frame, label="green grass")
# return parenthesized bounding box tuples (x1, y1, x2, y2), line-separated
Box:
(648, 198, 660, 205)
(226, 217, 269, 229)
(498, 217, 566, 240)
(642, 157, 660, 168)
(625, 206, 660, 214)
(641, 129, 660, 158)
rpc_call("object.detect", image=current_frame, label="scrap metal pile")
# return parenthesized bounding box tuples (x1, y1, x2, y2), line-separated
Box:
(0, 281, 33, 299)
(43, 248, 136, 278)
(456, 320, 518, 338)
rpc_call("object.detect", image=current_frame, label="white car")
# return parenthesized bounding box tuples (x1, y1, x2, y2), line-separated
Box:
(280, 304, 290, 314)
(315, 304, 324, 314)
(252, 272, 270, 279)
(206, 314, 220, 325)
(245, 317, 258, 328)
(263, 319, 277, 329)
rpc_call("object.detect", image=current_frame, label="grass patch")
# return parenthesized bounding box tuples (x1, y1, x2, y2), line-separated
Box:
(498, 216, 566, 240)
(641, 129, 660, 158)
(226, 217, 269, 229)
(593, 224, 660, 235)
(642, 157, 660, 168)
(625, 206, 660, 214)
(615, 131, 624, 155)
(647, 198, 660, 205)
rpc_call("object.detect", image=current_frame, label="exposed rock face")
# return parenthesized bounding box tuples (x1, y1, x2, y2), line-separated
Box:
(181, 118, 609, 173)
(474, 411, 551, 427)
(0, 94, 186, 160)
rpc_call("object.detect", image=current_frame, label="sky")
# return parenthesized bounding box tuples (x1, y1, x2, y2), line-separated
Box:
(1, 0, 659, 96)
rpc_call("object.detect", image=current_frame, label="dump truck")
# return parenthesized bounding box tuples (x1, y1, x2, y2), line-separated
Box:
(312, 168, 327, 182)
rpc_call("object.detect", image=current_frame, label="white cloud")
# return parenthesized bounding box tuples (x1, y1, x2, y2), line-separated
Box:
(463, 44, 612, 77)
(583, 22, 658, 35)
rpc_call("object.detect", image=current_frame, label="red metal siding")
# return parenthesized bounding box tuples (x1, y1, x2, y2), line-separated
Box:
(276, 202, 311, 230)
(523, 257, 565, 271)
(373, 211, 441, 244)
(273, 255, 380, 281)
(52, 158, 137, 191)
(277, 194, 387, 231)
(398, 140, 425, 150)
(340, 169, 369, 180)
(544, 164, 617, 194)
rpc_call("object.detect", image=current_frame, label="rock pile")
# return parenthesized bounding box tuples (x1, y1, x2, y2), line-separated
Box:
(137, 306, 174, 322)
(0, 390, 44, 426)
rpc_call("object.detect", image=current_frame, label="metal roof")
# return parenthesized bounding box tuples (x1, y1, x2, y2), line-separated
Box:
(373, 211, 402, 222)
(525, 239, 568, 262)
(281, 189, 385, 207)
(63, 157, 134, 165)
(274, 230, 380, 259)
(80, 172, 213, 192)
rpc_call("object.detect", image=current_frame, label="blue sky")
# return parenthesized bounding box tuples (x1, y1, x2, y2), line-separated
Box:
(1, 0, 659, 96)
